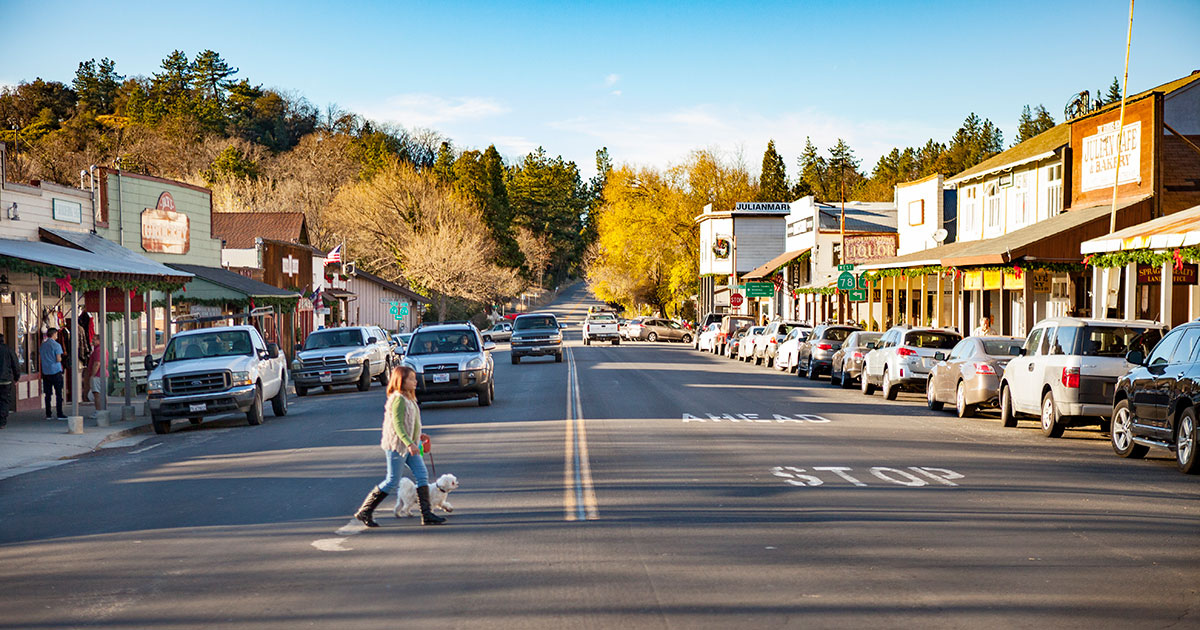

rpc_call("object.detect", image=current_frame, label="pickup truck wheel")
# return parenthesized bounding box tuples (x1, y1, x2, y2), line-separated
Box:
(511, 355, 520, 364)
(377, 368, 389, 386)
(1040, 391, 1064, 438)
(188, 417, 203, 425)
(357, 368, 371, 392)
(152, 414, 171, 434)
(271, 381, 288, 417)
(296, 384, 308, 397)
(478, 381, 493, 406)
(1111, 400, 1148, 458)
(246, 387, 264, 426)
(612, 339, 619, 346)
(555, 352, 564, 363)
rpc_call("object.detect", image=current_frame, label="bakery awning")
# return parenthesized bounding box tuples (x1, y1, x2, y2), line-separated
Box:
(1081, 203, 1200, 254)
(0, 235, 192, 284)
(742, 248, 810, 280)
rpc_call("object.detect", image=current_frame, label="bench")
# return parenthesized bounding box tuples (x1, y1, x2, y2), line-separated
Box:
(109, 356, 150, 396)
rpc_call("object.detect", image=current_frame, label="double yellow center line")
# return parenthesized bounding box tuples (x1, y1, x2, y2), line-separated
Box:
(564, 345, 598, 521)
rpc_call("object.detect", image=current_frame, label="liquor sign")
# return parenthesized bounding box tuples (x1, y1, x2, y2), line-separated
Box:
(744, 282, 774, 298)
(1137, 263, 1198, 285)
(734, 202, 791, 212)
(843, 235, 897, 264)
(141, 191, 190, 254)
(1081, 121, 1141, 192)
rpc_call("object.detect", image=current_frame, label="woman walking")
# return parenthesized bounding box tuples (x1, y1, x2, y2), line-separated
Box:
(354, 366, 446, 527)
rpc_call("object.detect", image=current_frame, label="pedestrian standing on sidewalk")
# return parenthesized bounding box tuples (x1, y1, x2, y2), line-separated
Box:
(0, 333, 21, 429)
(39, 328, 66, 420)
(84, 342, 107, 418)
(354, 365, 445, 527)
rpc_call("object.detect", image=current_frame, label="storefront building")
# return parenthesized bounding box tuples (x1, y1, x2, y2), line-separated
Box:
(696, 202, 790, 324)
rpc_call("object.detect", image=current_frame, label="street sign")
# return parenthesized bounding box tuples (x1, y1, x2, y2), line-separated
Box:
(857, 273, 868, 289)
(837, 264, 856, 272)
(848, 289, 867, 302)
(837, 271, 856, 290)
(730, 293, 745, 307)
(744, 282, 774, 298)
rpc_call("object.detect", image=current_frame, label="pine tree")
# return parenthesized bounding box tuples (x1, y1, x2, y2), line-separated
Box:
(827, 138, 861, 201)
(796, 137, 826, 200)
(1016, 105, 1036, 145)
(433, 141, 456, 184)
(1106, 76, 1123, 105)
(756, 139, 789, 201)
(1032, 105, 1055, 135)
(190, 50, 238, 102)
(72, 58, 123, 114)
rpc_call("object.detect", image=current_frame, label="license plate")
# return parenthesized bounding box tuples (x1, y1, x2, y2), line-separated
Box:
(188, 403, 206, 413)
(319, 374, 333, 383)
(432, 373, 450, 383)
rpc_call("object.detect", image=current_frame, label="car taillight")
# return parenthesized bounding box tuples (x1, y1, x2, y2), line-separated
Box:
(769, 337, 778, 344)
(817, 343, 833, 351)
(1061, 367, 1080, 388)
(852, 351, 864, 359)
(973, 362, 996, 375)
(896, 347, 916, 356)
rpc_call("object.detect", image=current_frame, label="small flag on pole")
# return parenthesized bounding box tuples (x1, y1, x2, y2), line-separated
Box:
(312, 287, 323, 310)
(325, 244, 343, 264)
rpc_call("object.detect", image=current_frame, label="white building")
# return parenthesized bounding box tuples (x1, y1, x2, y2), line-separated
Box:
(696, 202, 790, 323)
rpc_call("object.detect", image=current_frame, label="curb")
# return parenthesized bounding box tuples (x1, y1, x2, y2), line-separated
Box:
(93, 421, 154, 450)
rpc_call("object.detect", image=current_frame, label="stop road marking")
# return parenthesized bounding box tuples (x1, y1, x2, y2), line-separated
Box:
(770, 465, 964, 487)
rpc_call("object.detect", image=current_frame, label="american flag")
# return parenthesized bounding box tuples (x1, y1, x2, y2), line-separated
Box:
(312, 287, 324, 310)
(325, 244, 343, 264)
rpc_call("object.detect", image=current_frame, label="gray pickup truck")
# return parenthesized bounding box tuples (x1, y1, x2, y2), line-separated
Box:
(291, 326, 393, 396)
(510, 313, 566, 364)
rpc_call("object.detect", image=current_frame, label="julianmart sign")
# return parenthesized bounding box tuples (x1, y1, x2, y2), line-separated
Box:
(1081, 120, 1141, 192)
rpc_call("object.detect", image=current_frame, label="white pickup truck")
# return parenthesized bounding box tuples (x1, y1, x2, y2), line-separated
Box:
(583, 311, 621, 346)
(146, 325, 289, 434)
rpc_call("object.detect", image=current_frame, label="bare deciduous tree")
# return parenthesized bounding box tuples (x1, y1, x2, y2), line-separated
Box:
(514, 226, 554, 289)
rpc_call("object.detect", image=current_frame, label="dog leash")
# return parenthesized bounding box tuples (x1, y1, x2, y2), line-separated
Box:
(420, 434, 436, 476)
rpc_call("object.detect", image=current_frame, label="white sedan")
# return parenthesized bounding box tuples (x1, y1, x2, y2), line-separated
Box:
(774, 327, 812, 372)
(697, 323, 721, 352)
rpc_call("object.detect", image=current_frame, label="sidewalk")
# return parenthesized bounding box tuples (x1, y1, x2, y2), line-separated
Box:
(0, 395, 153, 481)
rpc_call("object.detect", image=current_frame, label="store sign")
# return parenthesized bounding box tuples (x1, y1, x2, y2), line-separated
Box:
(189, 305, 221, 318)
(52, 199, 82, 223)
(1081, 121, 1141, 192)
(1137, 263, 1198, 285)
(963, 271, 983, 291)
(983, 270, 1003, 290)
(298, 297, 314, 311)
(141, 191, 190, 254)
(844, 235, 897, 263)
(282, 255, 299, 278)
(1030, 270, 1052, 293)
(734, 202, 791, 212)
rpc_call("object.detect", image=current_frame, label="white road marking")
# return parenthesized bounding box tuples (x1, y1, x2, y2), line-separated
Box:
(129, 443, 163, 455)
(682, 413, 832, 424)
(770, 465, 965, 488)
(312, 538, 351, 552)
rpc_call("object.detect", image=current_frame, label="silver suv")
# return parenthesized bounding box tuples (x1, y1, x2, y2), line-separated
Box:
(861, 326, 962, 400)
(292, 326, 393, 396)
(401, 322, 496, 406)
(1000, 317, 1165, 437)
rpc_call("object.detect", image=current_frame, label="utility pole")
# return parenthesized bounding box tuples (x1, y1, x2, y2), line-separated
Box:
(1109, 0, 1135, 233)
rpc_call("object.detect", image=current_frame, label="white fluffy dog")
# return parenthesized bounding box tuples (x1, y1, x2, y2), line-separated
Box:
(394, 474, 459, 518)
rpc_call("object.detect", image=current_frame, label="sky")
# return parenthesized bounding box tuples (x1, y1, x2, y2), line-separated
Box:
(2, 0, 1198, 178)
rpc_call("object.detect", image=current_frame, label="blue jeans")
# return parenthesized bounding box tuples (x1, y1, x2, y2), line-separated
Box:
(377, 449, 428, 493)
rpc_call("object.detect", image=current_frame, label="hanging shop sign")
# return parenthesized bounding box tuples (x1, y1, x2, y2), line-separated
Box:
(1081, 121, 1141, 193)
(1030, 270, 1052, 293)
(843, 235, 898, 264)
(141, 192, 190, 254)
(1137, 263, 1198, 285)
(963, 271, 983, 291)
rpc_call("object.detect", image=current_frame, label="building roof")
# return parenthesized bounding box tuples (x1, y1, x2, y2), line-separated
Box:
(1081, 203, 1200, 254)
(37, 228, 194, 280)
(166, 264, 299, 298)
(946, 124, 1071, 185)
(211, 212, 309, 249)
(0, 237, 195, 280)
(351, 269, 432, 304)
(1072, 70, 1200, 125)
(815, 201, 897, 233)
(743, 248, 811, 280)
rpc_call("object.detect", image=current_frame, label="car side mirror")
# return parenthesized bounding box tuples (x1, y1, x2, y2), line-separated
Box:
(483, 341, 496, 351)
(559, 323, 568, 329)
(1126, 350, 1145, 366)
(294, 343, 302, 352)
(267, 343, 280, 359)
(1018, 347, 1027, 356)
(934, 351, 946, 361)
(865, 342, 876, 349)
(143, 354, 158, 371)
(367, 336, 378, 344)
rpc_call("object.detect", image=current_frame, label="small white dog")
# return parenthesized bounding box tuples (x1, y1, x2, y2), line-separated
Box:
(394, 474, 459, 518)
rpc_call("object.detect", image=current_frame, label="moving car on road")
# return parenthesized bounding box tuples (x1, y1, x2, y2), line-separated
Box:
(861, 326, 962, 400)
(583, 310, 621, 345)
(147, 325, 288, 434)
(1000, 317, 1164, 438)
(796, 324, 860, 380)
(926, 336, 1023, 417)
(293, 326, 393, 396)
(401, 322, 496, 405)
(829, 331, 882, 388)
(1112, 321, 1200, 473)
(510, 313, 565, 363)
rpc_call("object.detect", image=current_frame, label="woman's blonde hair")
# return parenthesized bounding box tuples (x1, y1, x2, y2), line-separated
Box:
(388, 365, 417, 400)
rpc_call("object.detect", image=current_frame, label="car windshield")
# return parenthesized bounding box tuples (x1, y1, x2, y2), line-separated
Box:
(982, 340, 1023, 356)
(824, 328, 854, 342)
(905, 331, 961, 349)
(854, 332, 882, 347)
(1077, 325, 1160, 357)
(515, 316, 557, 330)
(407, 330, 479, 355)
(164, 331, 254, 362)
(304, 329, 364, 350)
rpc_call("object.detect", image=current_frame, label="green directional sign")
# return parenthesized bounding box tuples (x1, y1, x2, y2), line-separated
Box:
(857, 273, 868, 289)
(848, 289, 867, 302)
(837, 271, 856, 290)
(744, 282, 774, 298)
(837, 264, 856, 272)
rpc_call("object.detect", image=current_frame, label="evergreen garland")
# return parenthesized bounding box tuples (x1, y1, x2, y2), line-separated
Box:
(1084, 246, 1200, 269)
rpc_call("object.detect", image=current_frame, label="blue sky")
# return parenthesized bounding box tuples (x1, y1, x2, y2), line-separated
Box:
(2, 0, 1198, 177)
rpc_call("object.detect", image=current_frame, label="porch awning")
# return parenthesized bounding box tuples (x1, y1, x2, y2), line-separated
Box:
(324, 288, 356, 300)
(743, 248, 810, 280)
(166, 264, 299, 302)
(0, 236, 192, 282)
(1080, 203, 1200, 254)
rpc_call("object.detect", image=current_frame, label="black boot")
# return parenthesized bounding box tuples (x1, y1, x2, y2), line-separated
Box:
(355, 487, 389, 527)
(417, 485, 446, 525)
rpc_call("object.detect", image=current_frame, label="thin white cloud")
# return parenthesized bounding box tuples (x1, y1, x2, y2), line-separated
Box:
(357, 93, 508, 128)
(604, 73, 620, 87)
(611, 90, 622, 97)
(490, 135, 540, 156)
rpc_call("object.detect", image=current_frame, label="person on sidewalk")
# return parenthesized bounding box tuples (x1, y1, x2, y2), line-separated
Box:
(972, 315, 996, 337)
(84, 343, 107, 418)
(39, 328, 66, 420)
(353, 365, 445, 527)
(0, 333, 20, 429)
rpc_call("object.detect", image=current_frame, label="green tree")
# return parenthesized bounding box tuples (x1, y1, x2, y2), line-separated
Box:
(1015, 105, 1054, 145)
(433, 141, 456, 184)
(201, 145, 259, 184)
(938, 112, 1003, 176)
(72, 58, 122, 114)
(756, 139, 789, 201)
(507, 147, 588, 281)
(1106, 76, 1123, 105)
(796, 137, 827, 199)
(827, 138, 863, 201)
(190, 50, 238, 102)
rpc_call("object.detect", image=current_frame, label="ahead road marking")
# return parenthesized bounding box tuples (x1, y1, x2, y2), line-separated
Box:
(564, 346, 598, 521)
(683, 413, 832, 424)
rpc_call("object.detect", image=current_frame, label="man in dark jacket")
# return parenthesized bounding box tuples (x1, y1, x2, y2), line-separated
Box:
(0, 333, 21, 429)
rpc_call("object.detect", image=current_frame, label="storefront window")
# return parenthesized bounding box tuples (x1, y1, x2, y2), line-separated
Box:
(17, 292, 39, 374)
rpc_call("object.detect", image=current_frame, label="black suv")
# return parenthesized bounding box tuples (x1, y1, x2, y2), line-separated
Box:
(1112, 321, 1200, 474)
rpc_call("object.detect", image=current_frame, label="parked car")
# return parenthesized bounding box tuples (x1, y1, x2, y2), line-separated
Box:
(147, 325, 288, 434)
(638, 318, 692, 343)
(861, 326, 962, 400)
(715, 315, 756, 355)
(481, 322, 513, 343)
(774, 326, 812, 372)
(510, 312, 566, 363)
(583, 311, 621, 345)
(401, 322, 496, 405)
(697, 323, 722, 353)
(1112, 321, 1200, 473)
(796, 324, 860, 379)
(830, 331, 882, 388)
(752, 320, 807, 367)
(926, 336, 1024, 417)
(624, 318, 645, 341)
(392, 332, 412, 358)
(694, 313, 725, 349)
(1001, 317, 1164, 437)
(734, 326, 766, 361)
(293, 326, 394, 396)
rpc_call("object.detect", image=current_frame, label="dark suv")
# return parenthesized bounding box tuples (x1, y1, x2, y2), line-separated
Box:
(1112, 321, 1200, 473)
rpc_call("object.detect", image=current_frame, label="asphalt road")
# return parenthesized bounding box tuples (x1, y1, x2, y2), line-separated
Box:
(1, 282, 1198, 629)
